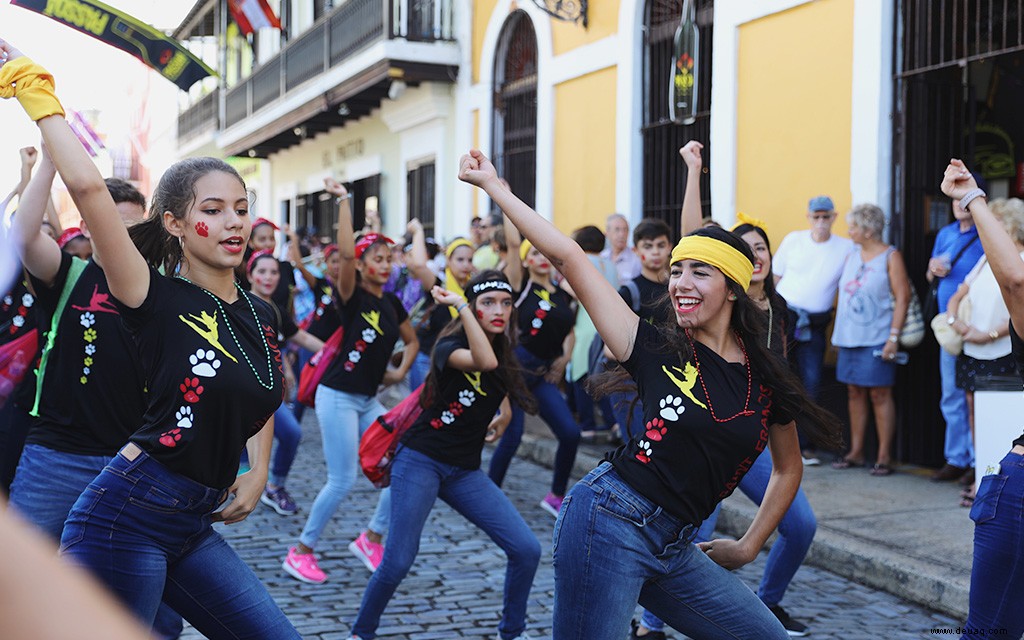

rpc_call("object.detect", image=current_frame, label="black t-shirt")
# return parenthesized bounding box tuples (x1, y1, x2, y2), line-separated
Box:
(515, 281, 576, 360)
(610, 321, 792, 525)
(2, 278, 41, 410)
(319, 287, 407, 396)
(269, 298, 298, 343)
(116, 270, 284, 489)
(401, 334, 507, 469)
(620, 275, 673, 325)
(414, 277, 454, 356)
(272, 259, 296, 309)
(305, 278, 341, 341)
(1009, 320, 1024, 448)
(25, 254, 147, 456)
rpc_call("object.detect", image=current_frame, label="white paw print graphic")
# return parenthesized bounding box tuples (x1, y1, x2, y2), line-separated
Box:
(361, 328, 377, 343)
(175, 406, 194, 428)
(80, 312, 95, 328)
(22, 294, 33, 307)
(531, 318, 543, 329)
(3, 295, 11, 306)
(538, 300, 552, 311)
(316, 308, 324, 317)
(85, 344, 96, 355)
(189, 349, 222, 377)
(440, 411, 455, 424)
(348, 350, 361, 363)
(638, 439, 653, 457)
(321, 294, 332, 305)
(12, 316, 24, 328)
(659, 395, 684, 421)
(82, 366, 90, 375)
(458, 390, 475, 406)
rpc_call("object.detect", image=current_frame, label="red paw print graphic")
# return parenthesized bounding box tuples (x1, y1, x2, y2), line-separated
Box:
(159, 428, 183, 447)
(634, 439, 653, 464)
(644, 418, 667, 442)
(530, 328, 539, 336)
(430, 418, 443, 429)
(355, 340, 367, 352)
(344, 361, 356, 372)
(535, 309, 547, 319)
(195, 221, 209, 237)
(179, 377, 204, 403)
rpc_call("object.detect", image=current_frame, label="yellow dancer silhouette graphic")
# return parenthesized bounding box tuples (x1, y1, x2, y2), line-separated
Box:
(179, 310, 239, 363)
(362, 310, 384, 335)
(462, 371, 489, 397)
(533, 289, 556, 307)
(662, 363, 707, 410)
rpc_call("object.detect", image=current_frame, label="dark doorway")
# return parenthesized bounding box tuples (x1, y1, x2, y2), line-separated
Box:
(492, 10, 538, 209)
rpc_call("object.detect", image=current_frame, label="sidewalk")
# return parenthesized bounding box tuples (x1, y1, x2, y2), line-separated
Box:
(513, 417, 974, 620)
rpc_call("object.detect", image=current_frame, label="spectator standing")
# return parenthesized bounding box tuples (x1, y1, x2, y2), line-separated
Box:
(601, 213, 642, 286)
(773, 196, 854, 463)
(927, 182, 985, 483)
(830, 204, 910, 477)
(472, 212, 502, 272)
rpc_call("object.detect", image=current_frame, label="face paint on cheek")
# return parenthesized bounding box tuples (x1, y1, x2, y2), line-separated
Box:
(195, 222, 208, 237)
(476, 310, 484, 319)
(366, 267, 376, 276)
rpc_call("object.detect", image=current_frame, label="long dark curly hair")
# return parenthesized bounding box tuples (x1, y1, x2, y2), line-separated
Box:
(591, 226, 842, 451)
(420, 270, 537, 414)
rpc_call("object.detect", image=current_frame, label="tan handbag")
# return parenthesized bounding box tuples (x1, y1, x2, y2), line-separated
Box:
(930, 297, 972, 356)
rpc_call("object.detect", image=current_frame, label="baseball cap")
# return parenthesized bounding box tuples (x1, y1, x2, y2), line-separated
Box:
(808, 196, 835, 212)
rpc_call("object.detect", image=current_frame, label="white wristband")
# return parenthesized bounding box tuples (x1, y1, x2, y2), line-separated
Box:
(959, 188, 986, 211)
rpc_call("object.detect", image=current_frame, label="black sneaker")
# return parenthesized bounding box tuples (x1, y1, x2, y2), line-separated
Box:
(629, 618, 668, 640)
(768, 605, 809, 637)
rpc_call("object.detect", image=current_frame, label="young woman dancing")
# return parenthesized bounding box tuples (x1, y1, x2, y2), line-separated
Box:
(283, 178, 418, 583)
(459, 149, 840, 640)
(940, 160, 1024, 640)
(0, 40, 299, 638)
(247, 250, 325, 514)
(349, 271, 541, 640)
(405, 217, 475, 389)
(487, 213, 580, 517)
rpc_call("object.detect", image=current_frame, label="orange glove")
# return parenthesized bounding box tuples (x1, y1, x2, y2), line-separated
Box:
(0, 57, 64, 121)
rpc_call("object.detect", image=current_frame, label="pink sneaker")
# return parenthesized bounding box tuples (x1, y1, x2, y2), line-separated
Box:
(539, 492, 563, 518)
(348, 531, 384, 572)
(282, 547, 327, 584)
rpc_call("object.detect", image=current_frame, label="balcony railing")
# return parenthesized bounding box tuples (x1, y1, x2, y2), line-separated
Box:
(223, 0, 454, 129)
(177, 89, 220, 142)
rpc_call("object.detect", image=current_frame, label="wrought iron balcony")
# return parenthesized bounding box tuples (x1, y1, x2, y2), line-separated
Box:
(223, 0, 455, 131)
(177, 88, 219, 143)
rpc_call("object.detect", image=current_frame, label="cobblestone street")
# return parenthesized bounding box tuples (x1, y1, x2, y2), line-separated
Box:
(183, 413, 964, 640)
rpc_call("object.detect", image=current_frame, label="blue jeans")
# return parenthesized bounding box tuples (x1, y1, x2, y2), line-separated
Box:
(552, 463, 788, 640)
(300, 386, 390, 549)
(609, 387, 644, 442)
(489, 346, 580, 495)
(961, 450, 1024, 639)
(10, 443, 184, 639)
(408, 350, 431, 391)
(352, 447, 541, 639)
(270, 403, 302, 486)
(639, 450, 816, 631)
(789, 317, 828, 401)
(60, 446, 299, 639)
(940, 350, 974, 468)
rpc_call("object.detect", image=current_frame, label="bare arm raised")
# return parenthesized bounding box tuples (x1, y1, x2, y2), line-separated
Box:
(679, 140, 704, 235)
(9, 147, 62, 285)
(458, 150, 639, 361)
(324, 178, 357, 303)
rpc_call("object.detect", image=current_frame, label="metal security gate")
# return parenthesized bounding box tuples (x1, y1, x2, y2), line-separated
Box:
(492, 11, 538, 210)
(894, 0, 1024, 465)
(642, 0, 713, 238)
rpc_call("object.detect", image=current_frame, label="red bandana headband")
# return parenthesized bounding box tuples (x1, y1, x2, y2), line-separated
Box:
(246, 249, 275, 274)
(252, 217, 280, 231)
(57, 227, 85, 249)
(354, 233, 395, 259)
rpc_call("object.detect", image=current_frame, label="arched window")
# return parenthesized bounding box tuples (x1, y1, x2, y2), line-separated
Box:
(492, 11, 538, 209)
(642, 0, 713, 236)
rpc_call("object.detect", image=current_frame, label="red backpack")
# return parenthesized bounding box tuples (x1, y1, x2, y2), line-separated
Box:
(359, 384, 425, 488)
(0, 329, 38, 406)
(297, 325, 344, 408)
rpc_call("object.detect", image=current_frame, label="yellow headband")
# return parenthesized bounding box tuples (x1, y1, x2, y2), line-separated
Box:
(519, 239, 533, 262)
(445, 237, 475, 259)
(671, 235, 754, 290)
(729, 211, 769, 233)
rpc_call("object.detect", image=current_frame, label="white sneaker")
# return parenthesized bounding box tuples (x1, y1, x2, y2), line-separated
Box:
(801, 455, 821, 466)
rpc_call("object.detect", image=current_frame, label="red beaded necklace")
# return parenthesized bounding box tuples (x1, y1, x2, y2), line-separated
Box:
(686, 330, 756, 423)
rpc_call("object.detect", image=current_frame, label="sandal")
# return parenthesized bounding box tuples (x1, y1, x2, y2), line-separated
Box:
(870, 463, 894, 476)
(832, 456, 864, 469)
(960, 495, 975, 508)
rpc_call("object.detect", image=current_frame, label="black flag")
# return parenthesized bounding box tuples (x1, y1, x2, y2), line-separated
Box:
(11, 0, 216, 91)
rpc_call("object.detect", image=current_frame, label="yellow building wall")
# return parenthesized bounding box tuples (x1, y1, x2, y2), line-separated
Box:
(551, 0, 618, 56)
(552, 67, 617, 232)
(472, 0, 499, 84)
(735, 0, 854, 250)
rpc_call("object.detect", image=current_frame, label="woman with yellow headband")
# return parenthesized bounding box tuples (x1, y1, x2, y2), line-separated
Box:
(458, 148, 841, 640)
(405, 219, 476, 389)
(487, 213, 581, 520)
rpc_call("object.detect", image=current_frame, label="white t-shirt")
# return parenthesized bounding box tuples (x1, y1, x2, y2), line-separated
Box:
(773, 230, 855, 313)
(962, 253, 1024, 360)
